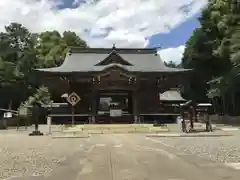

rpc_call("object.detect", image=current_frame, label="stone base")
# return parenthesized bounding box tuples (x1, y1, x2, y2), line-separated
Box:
(29, 130, 44, 136)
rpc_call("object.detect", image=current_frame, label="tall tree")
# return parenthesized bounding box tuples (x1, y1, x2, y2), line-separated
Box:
(182, 0, 232, 102)
(182, 0, 240, 115)
(63, 31, 88, 47)
(0, 23, 89, 110)
(0, 23, 39, 109)
(36, 30, 88, 68)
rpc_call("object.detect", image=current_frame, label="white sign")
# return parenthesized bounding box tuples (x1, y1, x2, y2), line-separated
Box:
(110, 109, 122, 117)
(4, 112, 12, 118)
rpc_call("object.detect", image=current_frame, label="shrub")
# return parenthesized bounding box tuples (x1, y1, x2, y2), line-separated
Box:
(18, 85, 52, 117)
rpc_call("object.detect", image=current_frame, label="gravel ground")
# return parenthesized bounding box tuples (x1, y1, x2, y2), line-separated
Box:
(158, 135, 240, 163)
(0, 131, 83, 180)
(1, 124, 240, 179)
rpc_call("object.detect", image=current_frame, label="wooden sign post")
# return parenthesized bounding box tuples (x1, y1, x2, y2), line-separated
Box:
(66, 92, 81, 125)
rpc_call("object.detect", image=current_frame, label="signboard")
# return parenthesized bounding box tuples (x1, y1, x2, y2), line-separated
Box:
(4, 112, 12, 118)
(66, 92, 81, 106)
(110, 109, 122, 117)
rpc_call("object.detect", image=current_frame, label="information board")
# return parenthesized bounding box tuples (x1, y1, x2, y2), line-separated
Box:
(110, 109, 122, 117)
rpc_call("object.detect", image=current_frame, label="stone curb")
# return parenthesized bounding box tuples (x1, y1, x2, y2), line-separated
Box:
(52, 134, 90, 139)
(146, 133, 233, 138)
(63, 129, 169, 134)
(219, 127, 240, 131)
(52, 136, 90, 139)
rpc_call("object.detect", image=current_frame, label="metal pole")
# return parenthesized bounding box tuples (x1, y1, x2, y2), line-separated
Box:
(71, 106, 75, 125)
(47, 116, 52, 135)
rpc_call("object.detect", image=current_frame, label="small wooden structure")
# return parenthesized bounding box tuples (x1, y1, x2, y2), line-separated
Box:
(180, 101, 213, 132)
(159, 89, 186, 113)
(157, 89, 187, 123)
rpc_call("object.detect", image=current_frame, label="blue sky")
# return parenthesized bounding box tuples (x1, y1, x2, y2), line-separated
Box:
(0, 0, 206, 63)
(148, 13, 200, 49)
(56, 0, 204, 63)
(58, 0, 201, 49)
(150, 13, 201, 63)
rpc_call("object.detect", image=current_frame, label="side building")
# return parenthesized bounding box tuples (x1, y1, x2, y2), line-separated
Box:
(35, 45, 191, 124)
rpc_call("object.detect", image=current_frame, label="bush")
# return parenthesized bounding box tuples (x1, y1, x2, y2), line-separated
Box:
(5, 115, 32, 127)
(0, 121, 6, 129)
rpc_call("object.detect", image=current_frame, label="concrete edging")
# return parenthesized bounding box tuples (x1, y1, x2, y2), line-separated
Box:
(52, 135, 90, 139)
(146, 133, 233, 138)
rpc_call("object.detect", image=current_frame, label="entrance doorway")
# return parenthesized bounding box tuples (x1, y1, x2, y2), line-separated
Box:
(97, 90, 133, 123)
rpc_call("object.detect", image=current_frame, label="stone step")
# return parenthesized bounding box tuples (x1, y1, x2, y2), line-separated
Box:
(74, 124, 156, 129)
(64, 125, 169, 134)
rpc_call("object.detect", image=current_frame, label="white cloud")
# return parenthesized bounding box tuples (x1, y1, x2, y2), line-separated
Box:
(0, 0, 207, 48)
(159, 45, 185, 63)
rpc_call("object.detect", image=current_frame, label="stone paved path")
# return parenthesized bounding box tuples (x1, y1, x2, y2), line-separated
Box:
(2, 129, 240, 180)
(8, 134, 239, 180)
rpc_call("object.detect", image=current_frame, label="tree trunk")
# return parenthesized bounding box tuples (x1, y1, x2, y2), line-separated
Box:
(225, 93, 229, 114)
(222, 95, 226, 115)
(8, 100, 12, 110)
(211, 98, 217, 114)
(231, 91, 236, 115)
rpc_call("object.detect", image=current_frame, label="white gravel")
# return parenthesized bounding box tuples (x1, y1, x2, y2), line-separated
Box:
(159, 136, 240, 163)
(0, 131, 84, 180)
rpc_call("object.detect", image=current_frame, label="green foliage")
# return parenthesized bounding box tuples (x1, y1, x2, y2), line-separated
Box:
(182, 0, 240, 115)
(0, 22, 88, 111)
(18, 86, 53, 116)
(230, 27, 240, 64)
(6, 116, 31, 127)
(36, 30, 88, 68)
(164, 61, 180, 68)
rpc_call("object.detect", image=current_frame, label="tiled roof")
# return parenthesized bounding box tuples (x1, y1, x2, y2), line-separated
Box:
(160, 90, 186, 102)
(36, 47, 191, 73)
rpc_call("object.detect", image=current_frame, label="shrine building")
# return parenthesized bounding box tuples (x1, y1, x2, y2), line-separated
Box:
(35, 45, 191, 124)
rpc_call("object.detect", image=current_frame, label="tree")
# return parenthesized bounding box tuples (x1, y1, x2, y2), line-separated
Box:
(0, 22, 89, 112)
(182, 1, 231, 99)
(36, 30, 88, 68)
(18, 86, 52, 116)
(63, 31, 88, 47)
(0, 23, 39, 110)
(182, 0, 240, 115)
(164, 61, 179, 68)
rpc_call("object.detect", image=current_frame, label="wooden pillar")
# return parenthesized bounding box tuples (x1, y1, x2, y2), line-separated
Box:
(91, 91, 97, 124)
(132, 90, 139, 123)
(71, 106, 75, 125)
(189, 106, 194, 129)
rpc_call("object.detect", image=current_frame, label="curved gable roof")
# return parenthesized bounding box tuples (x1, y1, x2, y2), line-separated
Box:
(95, 50, 133, 66)
(36, 47, 191, 73)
